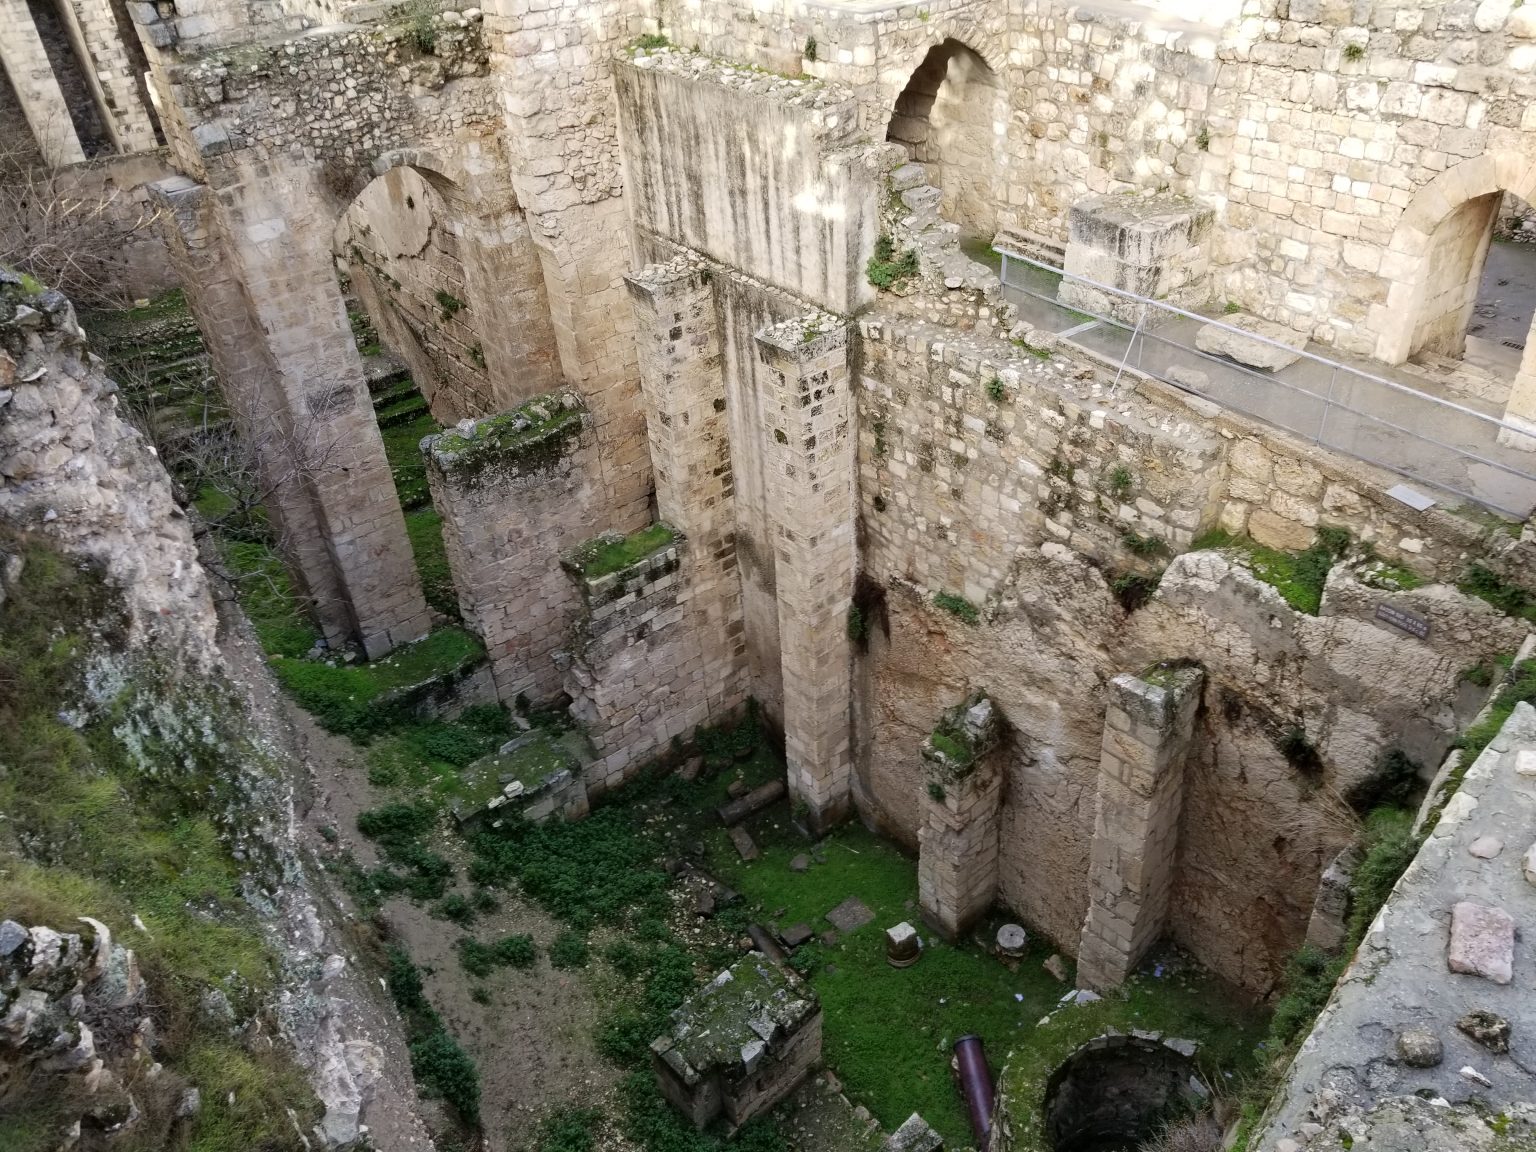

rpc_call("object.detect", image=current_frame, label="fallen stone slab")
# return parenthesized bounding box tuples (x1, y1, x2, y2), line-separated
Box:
(716, 779, 785, 826)
(1194, 312, 1307, 371)
(1447, 900, 1515, 984)
(729, 825, 759, 862)
(779, 923, 813, 949)
(826, 896, 874, 933)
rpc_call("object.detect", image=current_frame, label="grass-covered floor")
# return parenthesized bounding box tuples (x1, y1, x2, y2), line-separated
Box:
(701, 810, 1265, 1150)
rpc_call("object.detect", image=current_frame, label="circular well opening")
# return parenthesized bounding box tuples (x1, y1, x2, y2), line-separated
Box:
(1043, 1034, 1206, 1152)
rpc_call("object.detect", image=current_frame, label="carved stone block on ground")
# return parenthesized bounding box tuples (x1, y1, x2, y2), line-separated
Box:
(1194, 313, 1308, 371)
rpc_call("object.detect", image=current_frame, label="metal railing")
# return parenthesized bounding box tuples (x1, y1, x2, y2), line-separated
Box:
(994, 246, 1536, 520)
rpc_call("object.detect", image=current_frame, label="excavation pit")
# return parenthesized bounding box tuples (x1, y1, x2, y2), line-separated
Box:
(1043, 1034, 1205, 1152)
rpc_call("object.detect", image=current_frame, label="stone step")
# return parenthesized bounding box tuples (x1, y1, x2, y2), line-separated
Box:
(900, 184, 943, 212)
(890, 162, 928, 192)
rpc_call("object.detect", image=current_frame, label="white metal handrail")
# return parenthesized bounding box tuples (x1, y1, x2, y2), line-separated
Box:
(992, 245, 1536, 519)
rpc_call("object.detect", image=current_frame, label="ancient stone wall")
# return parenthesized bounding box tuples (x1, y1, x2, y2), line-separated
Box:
(614, 49, 883, 314)
(423, 393, 600, 704)
(0, 274, 217, 664)
(338, 163, 558, 422)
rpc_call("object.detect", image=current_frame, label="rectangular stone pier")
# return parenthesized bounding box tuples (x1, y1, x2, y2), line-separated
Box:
(1077, 666, 1204, 990)
(755, 314, 857, 836)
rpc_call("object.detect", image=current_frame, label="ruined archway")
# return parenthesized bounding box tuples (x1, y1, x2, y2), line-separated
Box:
(333, 151, 561, 426)
(885, 38, 1005, 241)
(1376, 152, 1536, 370)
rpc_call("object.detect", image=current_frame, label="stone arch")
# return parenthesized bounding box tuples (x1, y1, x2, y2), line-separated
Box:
(334, 148, 560, 423)
(882, 33, 1008, 240)
(1375, 151, 1536, 366)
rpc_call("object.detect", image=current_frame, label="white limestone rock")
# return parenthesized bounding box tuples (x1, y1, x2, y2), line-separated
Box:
(1194, 313, 1307, 370)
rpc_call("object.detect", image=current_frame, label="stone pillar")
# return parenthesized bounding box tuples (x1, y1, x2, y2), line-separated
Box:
(755, 314, 856, 835)
(562, 530, 691, 796)
(624, 256, 749, 702)
(150, 174, 431, 658)
(1077, 666, 1204, 991)
(423, 391, 598, 704)
(918, 693, 1004, 940)
(1059, 193, 1215, 325)
(0, 0, 87, 166)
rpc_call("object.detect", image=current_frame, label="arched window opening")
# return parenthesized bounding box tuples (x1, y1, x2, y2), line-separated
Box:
(885, 38, 1003, 241)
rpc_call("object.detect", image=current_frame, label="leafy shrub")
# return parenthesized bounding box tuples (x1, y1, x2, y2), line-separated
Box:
(933, 591, 979, 625)
(458, 934, 536, 977)
(1343, 749, 1422, 814)
(1276, 725, 1323, 779)
(1459, 564, 1536, 623)
(549, 929, 590, 970)
(636, 32, 669, 49)
(1108, 465, 1133, 498)
(431, 892, 477, 925)
(1453, 659, 1536, 764)
(409, 1031, 480, 1124)
(1346, 807, 1418, 944)
(536, 1107, 604, 1152)
(985, 375, 1007, 403)
(357, 802, 436, 849)
(1121, 530, 1169, 559)
(1112, 572, 1161, 612)
(866, 234, 920, 289)
(1267, 945, 1343, 1051)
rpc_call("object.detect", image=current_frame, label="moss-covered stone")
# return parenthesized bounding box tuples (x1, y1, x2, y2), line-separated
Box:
(922, 690, 1000, 781)
(422, 391, 586, 490)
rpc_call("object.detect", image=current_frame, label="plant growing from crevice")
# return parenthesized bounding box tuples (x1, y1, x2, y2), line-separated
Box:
(986, 375, 1007, 403)
(1122, 530, 1169, 559)
(1459, 563, 1536, 624)
(804, 36, 817, 61)
(635, 32, 669, 49)
(1112, 571, 1162, 612)
(1195, 124, 1211, 152)
(933, 590, 979, 625)
(872, 418, 888, 458)
(1108, 464, 1133, 499)
(1276, 724, 1323, 780)
(867, 233, 921, 290)
(1343, 748, 1422, 815)
(1343, 42, 1366, 61)
(1012, 336, 1052, 359)
(435, 289, 464, 319)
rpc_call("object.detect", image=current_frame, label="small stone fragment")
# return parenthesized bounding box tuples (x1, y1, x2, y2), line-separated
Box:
(1515, 749, 1536, 777)
(1457, 1009, 1511, 1054)
(728, 825, 759, 862)
(1044, 953, 1069, 982)
(0, 919, 27, 957)
(1447, 901, 1515, 984)
(788, 854, 810, 873)
(886, 922, 921, 968)
(1469, 836, 1504, 859)
(1460, 1065, 1493, 1087)
(1524, 843, 1536, 887)
(726, 778, 749, 799)
(1396, 1028, 1444, 1068)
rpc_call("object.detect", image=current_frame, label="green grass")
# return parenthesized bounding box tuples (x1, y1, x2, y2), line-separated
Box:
(219, 538, 322, 658)
(1189, 527, 1350, 616)
(269, 626, 484, 737)
(0, 534, 321, 1150)
(406, 506, 457, 616)
(709, 821, 1263, 1151)
(1460, 563, 1536, 624)
(570, 522, 678, 579)
(379, 398, 441, 512)
(1449, 659, 1536, 768)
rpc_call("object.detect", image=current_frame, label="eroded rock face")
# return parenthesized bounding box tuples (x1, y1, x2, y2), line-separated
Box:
(0, 273, 216, 665)
(0, 917, 157, 1143)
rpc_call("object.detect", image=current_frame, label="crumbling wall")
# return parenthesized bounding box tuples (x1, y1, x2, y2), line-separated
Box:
(0, 273, 216, 663)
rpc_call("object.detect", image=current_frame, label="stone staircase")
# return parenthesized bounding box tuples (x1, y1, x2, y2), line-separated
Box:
(888, 161, 1006, 299)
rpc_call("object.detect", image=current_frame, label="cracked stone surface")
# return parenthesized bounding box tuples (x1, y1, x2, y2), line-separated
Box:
(1255, 703, 1536, 1149)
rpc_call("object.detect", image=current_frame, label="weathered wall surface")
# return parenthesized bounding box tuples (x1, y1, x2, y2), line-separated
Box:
(852, 306, 1534, 985)
(615, 50, 882, 314)
(0, 274, 217, 663)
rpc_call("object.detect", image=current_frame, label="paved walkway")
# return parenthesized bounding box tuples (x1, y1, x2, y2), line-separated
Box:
(999, 264, 1536, 519)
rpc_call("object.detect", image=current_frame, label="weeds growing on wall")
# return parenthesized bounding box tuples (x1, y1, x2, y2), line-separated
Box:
(933, 590, 979, 624)
(1112, 571, 1162, 612)
(1189, 526, 1351, 615)
(1459, 563, 1536, 624)
(866, 234, 920, 290)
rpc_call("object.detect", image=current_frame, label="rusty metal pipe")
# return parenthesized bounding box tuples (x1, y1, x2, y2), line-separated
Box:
(953, 1034, 994, 1145)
